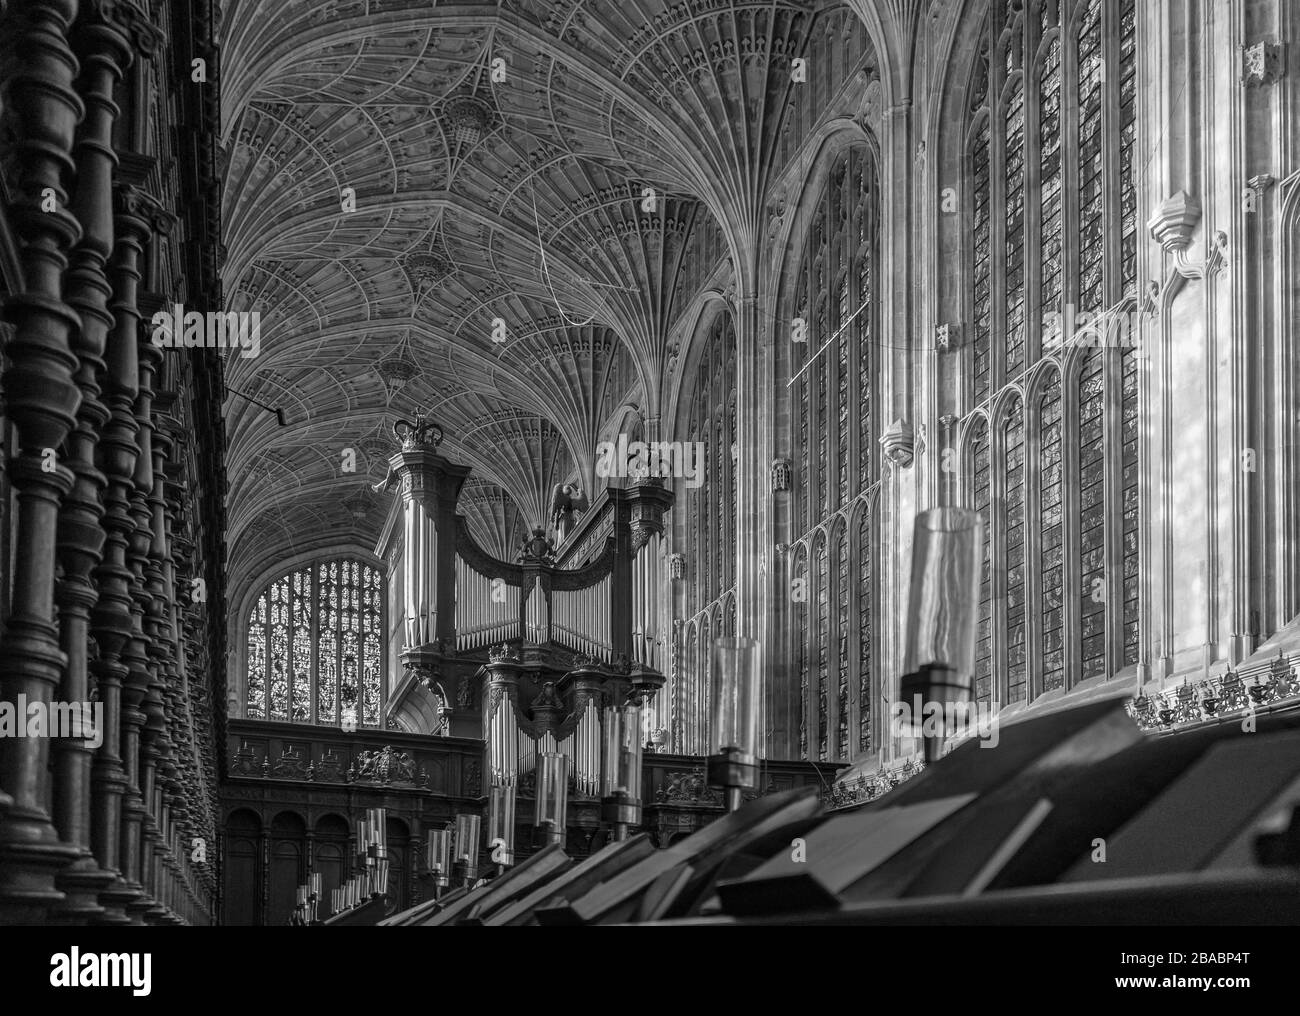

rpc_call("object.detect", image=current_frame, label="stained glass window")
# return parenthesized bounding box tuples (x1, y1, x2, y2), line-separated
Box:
(836, 529, 849, 760)
(857, 252, 873, 491)
(244, 557, 386, 727)
(729, 399, 738, 593)
(247, 595, 267, 719)
(686, 314, 736, 617)
(796, 375, 808, 534)
(680, 312, 738, 754)
(857, 510, 873, 754)
(816, 538, 829, 761)
(816, 358, 828, 517)
(1040, 377, 1065, 691)
(837, 333, 848, 507)
(1039, 36, 1062, 354)
(1119, 0, 1141, 667)
(795, 547, 808, 759)
(1004, 404, 1026, 704)
(698, 616, 711, 754)
(714, 412, 725, 602)
(1119, 0, 1137, 294)
(684, 623, 698, 752)
(269, 579, 289, 720)
(786, 144, 878, 762)
(290, 570, 312, 721)
(792, 145, 877, 540)
(1078, 0, 1104, 312)
(1079, 353, 1107, 680)
(1121, 346, 1140, 665)
(966, 0, 1141, 698)
(971, 114, 991, 404)
(1004, 75, 1026, 379)
(971, 421, 992, 703)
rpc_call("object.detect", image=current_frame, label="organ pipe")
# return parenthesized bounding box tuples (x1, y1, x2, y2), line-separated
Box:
(454, 555, 520, 650)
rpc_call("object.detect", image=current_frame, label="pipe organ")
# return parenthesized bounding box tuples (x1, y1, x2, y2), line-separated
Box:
(374, 422, 675, 804)
(404, 509, 439, 646)
(551, 576, 613, 661)
(454, 555, 520, 651)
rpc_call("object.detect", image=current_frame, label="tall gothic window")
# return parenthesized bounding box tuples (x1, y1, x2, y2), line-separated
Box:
(676, 311, 737, 755)
(793, 546, 809, 759)
(835, 528, 849, 759)
(245, 558, 386, 726)
(1003, 400, 1027, 703)
(963, 0, 1140, 704)
(815, 536, 829, 761)
(684, 312, 737, 619)
(970, 419, 992, 704)
(787, 144, 879, 763)
(857, 509, 874, 754)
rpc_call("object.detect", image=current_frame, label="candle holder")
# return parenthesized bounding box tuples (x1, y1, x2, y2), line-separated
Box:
(899, 508, 984, 762)
(424, 826, 452, 899)
(308, 872, 322, 924)
(453, 812, 481, 886)
(487, 784, 517, 870)
(352, 807, 389, 902)
(533, 753, 569, 847)
(601, 701, 644, 840)
(706, 637, 761, 812)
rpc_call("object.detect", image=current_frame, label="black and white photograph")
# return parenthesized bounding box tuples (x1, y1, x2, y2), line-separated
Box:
(0, 0, 1297, 992)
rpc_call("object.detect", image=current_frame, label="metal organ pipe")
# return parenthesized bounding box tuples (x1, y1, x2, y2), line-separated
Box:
(455, 555, 519, 650)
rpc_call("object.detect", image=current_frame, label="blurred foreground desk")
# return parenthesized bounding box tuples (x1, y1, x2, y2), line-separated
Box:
(381, 698, 1300, 925)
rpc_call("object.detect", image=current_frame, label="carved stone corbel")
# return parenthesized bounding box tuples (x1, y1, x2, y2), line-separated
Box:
(1242, 42, 1285, 86)
(770, 457, 792, 492)
(1147, 191, 1228, 279)
(879, 419, 916, 469)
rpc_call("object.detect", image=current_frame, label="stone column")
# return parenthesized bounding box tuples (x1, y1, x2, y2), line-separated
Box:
(0, 0, 87, 924)
(731, 289, 773, 751)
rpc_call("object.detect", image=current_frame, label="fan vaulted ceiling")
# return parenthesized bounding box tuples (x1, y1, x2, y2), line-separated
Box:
(219, 0, 848, 600)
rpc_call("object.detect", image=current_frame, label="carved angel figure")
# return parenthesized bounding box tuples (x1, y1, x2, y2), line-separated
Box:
(549, 482, 588, 540)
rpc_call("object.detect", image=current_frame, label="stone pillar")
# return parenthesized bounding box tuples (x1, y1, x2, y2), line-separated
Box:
(0, 0, 87, 924)
(731, 290, 774, 751)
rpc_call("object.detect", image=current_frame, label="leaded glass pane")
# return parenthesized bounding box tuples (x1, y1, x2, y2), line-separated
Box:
(246, 593, 267, 718)
(269, 578, 289, 720)
(1079, 354, 1107, 679)
(816, 540, 829, 761)
(1004, 405, 1026, 703)
(837, 532, 849, 760)
(857, 513, 872, 754)
(1040, 379, 1065, 691)
(972, 424, 992, 703)
(972, 118, 992, 403)
(290, 569, 312, 721)
(1039, 38, 1063, 354)
(1005, 79, 1026, 378)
